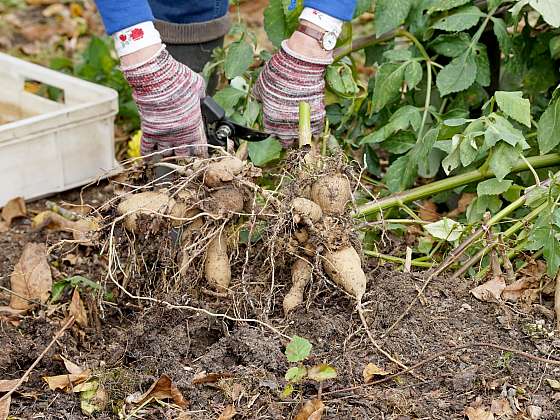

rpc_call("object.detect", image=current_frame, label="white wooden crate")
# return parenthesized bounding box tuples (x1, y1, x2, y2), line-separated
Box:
(0, 52, 121, 206)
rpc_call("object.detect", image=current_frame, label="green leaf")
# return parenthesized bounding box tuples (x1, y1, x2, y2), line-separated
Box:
(285, 366, 307, 382)
(384, 155, 417, 192)
(489, 142, 520, 181)
(432, 6, 485, 32)
(429, 33, 471, 57)
(405, 61, 423, 89)
(477, 178, 513, 196)
(474, 45, 490, 87)
(264, 0, 286, 47)
(371, 62, 409, 111)
(491, 17, 511, 54)
(326, 62, 359, 97)
(484, 114, 528, 149)
(527, 213, 560, 276)
(354, 0, 372, 16)
(68, 275, 100, 290)
(425, 218, 464, 241)
(375, 0, 413, 36)
(436, 50, 477, 96)
(466, 195, 502, 223)
(361, 106, 421, 145)
(459, 134, 479, 167)
(224, 40, 253, 79)
(285, 336, 312, 362)
(51, 280, 69, 303)
(281, 383, 295, 398)
(428, 0, 470, 13)
(248, 137, 283, 167)
(282, 0, 303, 35)
(550, 36, 560, 59)
(537, 98, 560, 154)
(529, 0, 560, 27)
(444, 118, 469, 126)
(213, 87, 246, 116)
(442, 135, 462, 174)
(382, 131, 417, 154)
(495, 91, 531, 127)
(307, 364, 337, 382)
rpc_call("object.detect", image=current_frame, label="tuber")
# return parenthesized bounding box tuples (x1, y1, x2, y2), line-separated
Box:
(283, 258, 313, 315)
(291, 197, 323, 224)
(204, 231, 231, 292)
(323, 246, 367, 301)
(204, 156, 244, 188)
(117, 191, 177, 232)
(311, 175, 351, 215)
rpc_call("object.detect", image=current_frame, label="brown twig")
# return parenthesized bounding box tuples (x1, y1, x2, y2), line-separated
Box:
(356, 304, 424, 380)
(0, 316, 75, 404)
(322, 341, 560, 397)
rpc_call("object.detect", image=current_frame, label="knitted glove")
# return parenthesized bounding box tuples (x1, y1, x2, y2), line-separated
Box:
(253, 41, 332, 145)
(122, 47, 207, 157)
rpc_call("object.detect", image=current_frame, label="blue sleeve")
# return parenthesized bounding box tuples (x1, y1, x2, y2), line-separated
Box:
(95, 0, 154, 35)
(304, 0, 357, 21)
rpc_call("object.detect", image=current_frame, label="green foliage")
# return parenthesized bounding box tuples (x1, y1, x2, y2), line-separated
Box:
(51, 275, 101, 303)
(248, 137, 283, 166)
(225, 40, 254, 79)
(374, 0, 412, 36)
(285, 335, 312, 362)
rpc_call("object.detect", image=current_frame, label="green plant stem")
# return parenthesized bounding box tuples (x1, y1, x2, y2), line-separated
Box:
(364, 250, 433, 268)
(451, 200, 548, 280)
(333, 31, 396, 61)
(354, 153, 560, 218)
(299, 102, 312, 148)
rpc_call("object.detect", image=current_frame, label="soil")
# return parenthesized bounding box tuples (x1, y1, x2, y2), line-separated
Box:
(2, 184, 560, 420)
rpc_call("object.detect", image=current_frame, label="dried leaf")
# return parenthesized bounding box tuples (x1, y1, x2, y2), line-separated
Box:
(363, 363, 391, 383)
(490, 398, 513, 416)
(471, 276, 505, 302)
(69, 288, 88, 327)
(465, 406, 495, 420)
(419, 200, 440, 222)
(192, 371, 232, 385)
(20, 24, 57, 42)
(61, 356, 85, 375)
(502, 278, 539, 302)
(127, 374, 187, 409)
(0, 222, 8, 233)
(9, 243, 52, 310)
(1, 197, 26, 225)
(307, 364, 337, 382)
(0, 307, 26, 317)
(294, 399, 325, 420)
(0, 379, 19, 392)
(448, 193, 476, 217)
(218, 404, 237, 420)
(0, 395, 11, 420)
(43, 370, 91, 391)
(32, 211, 99, 244)
(546, 378, 560, 390)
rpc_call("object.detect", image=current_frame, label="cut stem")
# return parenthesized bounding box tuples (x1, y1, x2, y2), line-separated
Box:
(298, 102, 312, 148)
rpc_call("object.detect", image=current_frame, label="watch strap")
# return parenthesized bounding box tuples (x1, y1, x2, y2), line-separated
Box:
(297, 24, 325, 44)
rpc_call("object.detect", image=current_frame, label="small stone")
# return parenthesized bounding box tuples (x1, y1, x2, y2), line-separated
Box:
(527, 405, 542, 419)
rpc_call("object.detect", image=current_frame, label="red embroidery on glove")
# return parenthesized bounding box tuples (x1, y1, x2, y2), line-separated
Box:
(131, 28, 144, 41)
(119, 34, 127, 42)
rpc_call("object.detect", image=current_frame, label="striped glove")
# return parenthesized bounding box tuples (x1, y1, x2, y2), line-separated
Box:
(253, 41, 332, 145)
(122, 46, 207, 157)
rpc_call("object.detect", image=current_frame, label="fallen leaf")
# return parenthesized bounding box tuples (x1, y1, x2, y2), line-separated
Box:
(295, 399, 325, 420)
(61, 356, 85, 375)
(0, 395, 11, 420)
(448, 193, 476, 217)
(502, 278, 539, 302)
(0, 222, 8, 233)
(218, 404, 237, 420)
(465, 406, 495, 420)
(192, 371, 232, 385)
(527, 405, 543, 419)
(32, 211, 99, 244)
(490, 398, 513, 416)
(0, 379, 19, 392)
(126, 374, 187, 409)
(307, 364, 337, 382)
(9, 243, 52, 310)
(43, 370, 91, 391)
(471, 276, 506, 302)
(20, 24, 58, 42)
(69, 288, 88, 327)
(419, 200, 440, 222)
(1, 197, 26, 225)
(546, 378, 560, 390)
(363, 363, 391, 383)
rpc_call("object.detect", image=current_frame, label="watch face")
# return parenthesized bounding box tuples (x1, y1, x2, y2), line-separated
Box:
(322, 32, 337, 51)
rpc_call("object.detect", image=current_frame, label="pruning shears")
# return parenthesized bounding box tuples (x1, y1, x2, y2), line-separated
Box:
(201, 96, 269, 152)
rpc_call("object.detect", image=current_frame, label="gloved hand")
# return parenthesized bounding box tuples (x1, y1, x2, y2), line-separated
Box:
(253, 41, 332, 145)
(122, 47, 207, 157)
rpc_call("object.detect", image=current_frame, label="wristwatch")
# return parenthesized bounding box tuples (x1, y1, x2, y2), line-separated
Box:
(296, 23, 337, 51)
